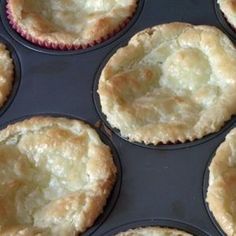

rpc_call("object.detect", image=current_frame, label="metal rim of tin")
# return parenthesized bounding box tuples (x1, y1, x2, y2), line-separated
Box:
(92, 42, 236, 151)
(0, 0, 145, 55)
(101, 219, 210, 236)
(214, 0, 236, 40)
(0, 34, 21, 118)
(202, 148, 228, 236)
(0, 113, 122, 236)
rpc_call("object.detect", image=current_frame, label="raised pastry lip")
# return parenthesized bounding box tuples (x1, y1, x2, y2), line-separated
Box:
(0, 116, 117, 236)
(6, 0, 138, 50)
(0, 42, 14, 109)
(218, 0, 236, 30)
(115, 226, 193, 236)
(98, 22, 236, 145)
(206, 128, 236, 236)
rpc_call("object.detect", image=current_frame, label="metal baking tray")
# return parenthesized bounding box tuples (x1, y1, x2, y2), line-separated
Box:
(0, 0, 235, 235)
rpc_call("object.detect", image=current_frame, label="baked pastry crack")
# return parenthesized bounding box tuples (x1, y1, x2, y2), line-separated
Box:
(0, 116, 116, 235)
(98, 22, 236, 144)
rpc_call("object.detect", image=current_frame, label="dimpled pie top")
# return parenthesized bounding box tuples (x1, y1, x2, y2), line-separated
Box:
(0, 117, 116, 236)
(98, 22, 236, 145)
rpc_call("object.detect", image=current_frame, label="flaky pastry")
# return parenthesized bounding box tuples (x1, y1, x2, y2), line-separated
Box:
(98, 22, 236, 144)
(218, 0, 236, 29)
(207, 128, 236, 236)
(0, 116, 116, 236)
(7, 0, 137, 48)
(0, 43, 14, 108)
(115, 226, 192, 236)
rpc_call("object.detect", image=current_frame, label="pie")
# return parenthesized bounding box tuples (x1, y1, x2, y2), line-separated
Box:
(207, 128, 236, 236)
(115, 226, 192, 236)
(7, 0, 137, 49)
(0, 42, 14, 108)
(0, 116, 117, 235)
(98, 22, 236, 144)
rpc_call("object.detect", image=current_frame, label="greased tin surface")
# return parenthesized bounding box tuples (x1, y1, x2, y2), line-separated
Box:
(0, 0, 234, 235)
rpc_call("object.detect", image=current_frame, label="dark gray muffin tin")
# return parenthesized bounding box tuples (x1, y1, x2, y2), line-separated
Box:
(0, 0, 234, 235)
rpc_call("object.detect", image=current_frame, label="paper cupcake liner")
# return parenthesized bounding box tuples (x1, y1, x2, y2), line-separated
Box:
(6, 0, 137, 51)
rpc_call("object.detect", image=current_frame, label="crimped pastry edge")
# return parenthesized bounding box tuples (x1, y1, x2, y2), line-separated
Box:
(6, 0, 138, 50)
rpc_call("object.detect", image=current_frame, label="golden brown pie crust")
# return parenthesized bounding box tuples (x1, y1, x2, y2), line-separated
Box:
(98, 22, 236, 145)
(0, 43, 14, 108)
(207, 128, 236, 236)
(0, 116, 117, 235)
(7, 0, 137, 49)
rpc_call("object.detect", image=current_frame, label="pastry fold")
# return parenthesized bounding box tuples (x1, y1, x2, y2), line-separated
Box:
(0, 116, 117, 235)
(98, 22, 236, 144)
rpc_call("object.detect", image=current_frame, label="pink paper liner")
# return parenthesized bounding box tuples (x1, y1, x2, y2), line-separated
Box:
(5, 0, 137, 51)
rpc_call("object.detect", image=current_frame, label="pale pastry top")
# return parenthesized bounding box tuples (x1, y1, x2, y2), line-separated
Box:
(218, 0, 236, 28)
(207, 128, 236, 236)
(0, 116, 116, 236)
(98, 22, 236, 145)
(0, 43, 14, 108)
(115, 226, 192, 236)
(7, 0, 137, 46)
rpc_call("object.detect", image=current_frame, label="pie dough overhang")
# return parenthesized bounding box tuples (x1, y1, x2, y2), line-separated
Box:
(98, 22, 236, 145)
(218, 0, 236, 29)
(115, 226, 193, 236)
(0, 43, 14, 108)
(207, 128, 236, 236)
(0, 116, 117, 236)
(7, 0, 137, 47)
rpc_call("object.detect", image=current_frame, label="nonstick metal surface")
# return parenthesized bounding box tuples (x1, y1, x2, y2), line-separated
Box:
(0, 0, 234, 235)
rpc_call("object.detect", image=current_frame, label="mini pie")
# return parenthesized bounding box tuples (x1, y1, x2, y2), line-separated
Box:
(115, 226, 192, 236)
(6, 0, 137, 49)
(0, 42, 14, 108)
(0, 116, 117, 235)
(98, 22, 236, 145)
(218, 0, 236, 29)
(207, 128, 236, 236)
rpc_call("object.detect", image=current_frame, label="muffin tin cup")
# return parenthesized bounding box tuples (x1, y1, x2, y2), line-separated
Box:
(1, 0, 144, 54)
(0, 0, 235, 235)
(0, 34, 21, 118)
(93, 41, 236, 150)
(102, 219, 209, 236)
(0, 113, 122, 236)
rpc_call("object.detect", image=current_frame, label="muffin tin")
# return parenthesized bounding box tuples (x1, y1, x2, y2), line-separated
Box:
(0, 0, 235, 235)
